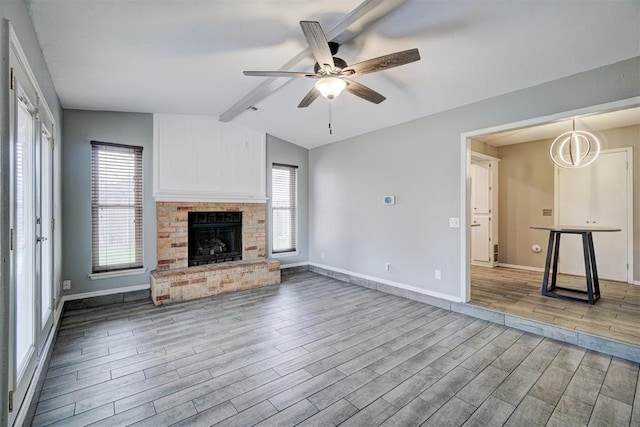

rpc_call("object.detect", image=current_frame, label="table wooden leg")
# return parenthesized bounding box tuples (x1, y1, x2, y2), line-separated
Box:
(542, 231, 555, 296)
(587, 232, 601, 300)
(550, 231, 561, 292)
(536, 228, 606, 304)
(582, 232, 595, 304)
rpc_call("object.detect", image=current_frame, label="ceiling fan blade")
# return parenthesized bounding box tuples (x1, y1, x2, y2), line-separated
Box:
(300, 21, 335, 71)
(343, 48, 420, 76)
(297, 87, 321, 108)
(345, 80, 386, 104)
(243, 71, 317, 78)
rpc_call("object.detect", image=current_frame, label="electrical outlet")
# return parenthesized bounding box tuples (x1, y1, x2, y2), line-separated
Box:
(434, 269, 442, 280)
(320, 252, 325, 260)
(62, 280, 71, 290)
(385, 262, 391, 272)
(448, 217, 460, 228)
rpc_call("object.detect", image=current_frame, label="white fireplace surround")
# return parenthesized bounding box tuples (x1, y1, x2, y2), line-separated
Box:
(153, 114, 267, 203)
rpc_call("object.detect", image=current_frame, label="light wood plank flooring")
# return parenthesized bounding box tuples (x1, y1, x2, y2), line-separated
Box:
(470, 265, 640, 347)
(33, 272, 640, 426)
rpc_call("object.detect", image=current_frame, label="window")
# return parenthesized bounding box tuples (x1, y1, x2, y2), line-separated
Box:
(91, 141, 143, 273)
(272, 164, 298, 254)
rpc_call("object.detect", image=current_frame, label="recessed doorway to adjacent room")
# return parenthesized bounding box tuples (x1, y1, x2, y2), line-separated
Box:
(463, 103, 640, 346)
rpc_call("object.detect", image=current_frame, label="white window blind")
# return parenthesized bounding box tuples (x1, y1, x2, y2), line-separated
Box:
(91, 141, 143, 273)
(272, 164, 298, 254)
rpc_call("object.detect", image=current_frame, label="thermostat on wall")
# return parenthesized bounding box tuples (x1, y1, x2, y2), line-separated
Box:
(383, 195, 396, 205)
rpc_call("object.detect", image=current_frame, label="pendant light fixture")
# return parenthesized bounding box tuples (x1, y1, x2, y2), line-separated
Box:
(549, 120, 600, 168)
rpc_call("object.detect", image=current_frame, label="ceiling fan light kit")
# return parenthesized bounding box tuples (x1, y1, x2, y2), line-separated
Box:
(550, 120, 601, 168)
(315, 77, 347, 99)
(243, 20, 421, 107)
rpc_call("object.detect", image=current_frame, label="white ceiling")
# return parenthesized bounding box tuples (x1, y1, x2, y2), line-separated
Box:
(28, 0, 640, 149)
(474, 106, 640, 147)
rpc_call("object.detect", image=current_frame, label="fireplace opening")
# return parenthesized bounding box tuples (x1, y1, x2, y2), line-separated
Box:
(188, 211, 242, 266)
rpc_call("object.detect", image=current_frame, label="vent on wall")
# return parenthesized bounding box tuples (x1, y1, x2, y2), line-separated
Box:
(246, 105, 264, 113)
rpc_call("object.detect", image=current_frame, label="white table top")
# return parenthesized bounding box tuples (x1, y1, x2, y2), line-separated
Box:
(529, 225, 622, 233)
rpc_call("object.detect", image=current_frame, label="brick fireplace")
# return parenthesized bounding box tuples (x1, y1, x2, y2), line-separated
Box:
(150, 201, 280, 305)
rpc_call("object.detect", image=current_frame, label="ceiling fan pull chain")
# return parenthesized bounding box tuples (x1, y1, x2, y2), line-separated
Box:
(329, 102, 333, 135)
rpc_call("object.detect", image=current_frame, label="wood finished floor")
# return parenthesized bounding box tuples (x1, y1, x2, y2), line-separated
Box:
(470, 265, 640, 347)
(34, 272, 640, 426)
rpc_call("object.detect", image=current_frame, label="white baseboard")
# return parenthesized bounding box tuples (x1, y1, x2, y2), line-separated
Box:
(60, 283, 150, 304)
(496, 263, 545, 273)
(308, 262, 462, 303)
(280, 262, 310, 269)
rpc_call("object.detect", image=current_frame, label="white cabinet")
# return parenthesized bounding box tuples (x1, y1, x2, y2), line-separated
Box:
(153, 114, 266, 202)
(471, 163, 491, 215)
(556, 149, 631, 282)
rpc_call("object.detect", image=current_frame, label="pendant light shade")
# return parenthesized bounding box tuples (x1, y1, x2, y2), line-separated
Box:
(550, 121, 600, 168)
(315, 77, 347, 100)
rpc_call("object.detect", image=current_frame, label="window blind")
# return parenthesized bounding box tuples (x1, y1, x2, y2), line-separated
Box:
(272, 164, 298, 254)
(91, 141, 143, 273)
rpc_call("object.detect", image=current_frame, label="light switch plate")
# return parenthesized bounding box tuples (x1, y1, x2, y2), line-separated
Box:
(449, 217, 460, 228)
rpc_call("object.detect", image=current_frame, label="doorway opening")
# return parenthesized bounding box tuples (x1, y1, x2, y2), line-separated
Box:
(460, 99, 640, 347)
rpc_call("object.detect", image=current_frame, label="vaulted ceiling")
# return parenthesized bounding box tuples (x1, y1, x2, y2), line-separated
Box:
(28, 0, 640, 148)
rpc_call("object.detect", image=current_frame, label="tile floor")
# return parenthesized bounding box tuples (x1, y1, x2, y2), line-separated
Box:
(470, 265, 640, 347)
(32, 272, 640, 426)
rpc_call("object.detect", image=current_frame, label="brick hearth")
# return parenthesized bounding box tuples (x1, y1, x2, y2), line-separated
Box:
(151, 259, 280, 306)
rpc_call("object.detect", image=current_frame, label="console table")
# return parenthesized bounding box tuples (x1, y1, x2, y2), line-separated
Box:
(529, 225, 621, 304)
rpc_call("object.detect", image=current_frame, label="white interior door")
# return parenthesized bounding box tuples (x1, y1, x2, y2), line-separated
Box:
(470, 162, 492, 264)
(557, 163, 591, 276)
(590, 151, 629, 282)
(557, 149, 631, 282)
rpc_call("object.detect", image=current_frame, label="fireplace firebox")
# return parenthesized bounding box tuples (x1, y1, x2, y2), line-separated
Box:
(188, 211, 242, 266)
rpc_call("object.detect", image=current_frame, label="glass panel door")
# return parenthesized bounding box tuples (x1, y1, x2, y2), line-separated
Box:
(9, 29, 57, 423)
(9, 67, 40, 423)
(14, 92, 36, 381)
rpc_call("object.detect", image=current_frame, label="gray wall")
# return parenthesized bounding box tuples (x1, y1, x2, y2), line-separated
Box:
(497, 139, 554, 269)
(62, 110, 155, 295)
(309, 57, 640, 300)
(61, 118, 309, 296)
(1, 1, 63, 424)
(266, 134, 309, 265)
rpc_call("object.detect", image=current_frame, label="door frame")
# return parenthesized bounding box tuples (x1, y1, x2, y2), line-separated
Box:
(6, 22, 57, 426)
(459, 96, 640, 302)
(553, 147, 634, 283)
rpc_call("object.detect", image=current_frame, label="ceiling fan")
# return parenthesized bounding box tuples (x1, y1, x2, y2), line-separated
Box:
(243, 21, 421, 108)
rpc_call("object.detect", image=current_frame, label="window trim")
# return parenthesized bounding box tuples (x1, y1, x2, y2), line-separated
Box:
(91, 140, 144, 273)
(271, 163, 298, 255)
(88, 267, 147, 281)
